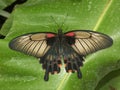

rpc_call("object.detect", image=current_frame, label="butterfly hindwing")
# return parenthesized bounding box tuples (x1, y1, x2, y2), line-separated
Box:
(40, 41, 62, 81)
(65, 30, 113, 56)
(62, 42, 84, 78)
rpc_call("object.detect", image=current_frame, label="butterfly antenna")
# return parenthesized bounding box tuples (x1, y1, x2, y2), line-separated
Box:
(50, 14, 68, 32)
(50, 16, 60, 30)
(60, 13, 68, 29)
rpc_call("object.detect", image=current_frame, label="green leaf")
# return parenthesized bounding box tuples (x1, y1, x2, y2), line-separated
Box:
(0, 0, 15, 10)
(0, 0, 120, 90)
(0, 0, 15, 36)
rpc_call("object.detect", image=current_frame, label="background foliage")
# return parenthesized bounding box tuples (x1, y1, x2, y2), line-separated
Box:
(0, 0, 120, 90)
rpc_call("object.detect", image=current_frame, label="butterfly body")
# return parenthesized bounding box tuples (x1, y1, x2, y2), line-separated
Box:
(40, 29, 83, 80)
(9, 29, 113, 81)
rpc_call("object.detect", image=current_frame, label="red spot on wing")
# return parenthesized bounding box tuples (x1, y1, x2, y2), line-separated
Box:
(65, 32, 75, 37)
(46, 33, 55, 38)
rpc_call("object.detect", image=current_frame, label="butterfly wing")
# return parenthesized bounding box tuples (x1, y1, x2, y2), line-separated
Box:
(62, 42, 84, 78)
(63, 30, 113, 78)
(65, 30, 113, 56)
(9, 32, 56, 57)
(9, 32, 62, 81)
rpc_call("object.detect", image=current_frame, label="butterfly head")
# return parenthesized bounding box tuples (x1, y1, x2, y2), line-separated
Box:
(58, 29, 63, 34)
(57, 29, 64, 37)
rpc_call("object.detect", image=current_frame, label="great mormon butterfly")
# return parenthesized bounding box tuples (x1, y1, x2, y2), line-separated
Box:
(9, 29, 113, 81)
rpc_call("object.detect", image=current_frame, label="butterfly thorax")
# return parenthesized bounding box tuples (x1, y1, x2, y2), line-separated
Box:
(57, 29, 64, 41)
(57, 29, 65, 54)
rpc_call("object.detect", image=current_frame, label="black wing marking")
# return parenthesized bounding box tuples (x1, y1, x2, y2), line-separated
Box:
(62, 42, 84, 78)
(9, 33, 56, 57)
(40, 39, 84, 81)
(67, 30, 113, 56)
(39, 39, 62, 81)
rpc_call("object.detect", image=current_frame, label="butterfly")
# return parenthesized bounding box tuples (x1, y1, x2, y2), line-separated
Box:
(9, 29, 113, 81)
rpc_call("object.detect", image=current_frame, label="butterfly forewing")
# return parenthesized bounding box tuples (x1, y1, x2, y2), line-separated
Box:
(9, 33, 56, 57)
(65, 30, 113, 56)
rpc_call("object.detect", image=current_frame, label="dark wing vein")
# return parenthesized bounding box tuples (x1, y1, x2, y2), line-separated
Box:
(73, 43, 81, 54)
(82, 39, 93, 54)
(77, 39, 87, 55)
(42, 42, 48, 56)
(16, 37, 30, 49)
(87, 39, 98, 51)
(21, 40, 32, 52)
(26, 41, 35, 54)
(34, 40, 44, 57)
(28, 41, 40, 55)
(92, 36, 105, 48)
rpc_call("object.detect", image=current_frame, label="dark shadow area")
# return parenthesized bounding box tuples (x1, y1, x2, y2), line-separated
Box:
(3, 0, 27, 13)
(0, 0, 27, 39)
(95, 69, 120, 90)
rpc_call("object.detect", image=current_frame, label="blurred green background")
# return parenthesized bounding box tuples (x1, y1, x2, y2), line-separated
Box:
(0, 0, 120, 90)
